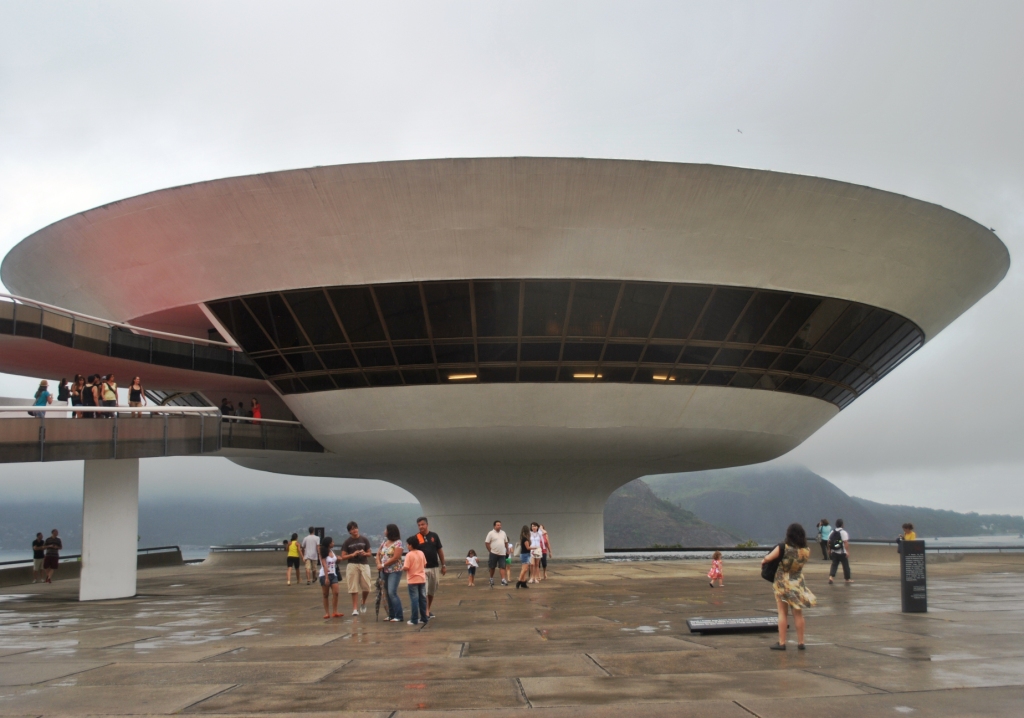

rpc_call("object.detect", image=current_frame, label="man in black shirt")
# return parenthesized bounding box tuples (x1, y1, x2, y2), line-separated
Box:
(31, 532, 45, 583)
(407, 517, 445, 617)
(43, 529, 62, 584)
(339, 521, 373, 616)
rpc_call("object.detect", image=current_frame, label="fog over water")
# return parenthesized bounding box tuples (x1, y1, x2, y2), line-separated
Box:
(1, 3, 1022, 514)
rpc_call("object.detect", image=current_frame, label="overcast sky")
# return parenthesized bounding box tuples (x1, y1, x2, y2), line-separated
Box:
(1, 2, 1022, 514)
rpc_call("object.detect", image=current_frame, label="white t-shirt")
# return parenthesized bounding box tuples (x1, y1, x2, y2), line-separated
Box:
(485, 530, 509, 556)
(318, 551, 337, 578)
(466, 556, 478, 568)
(301, 534, 320, 560)
(831, 528, 850, 554)
(529, 530, 543, 553)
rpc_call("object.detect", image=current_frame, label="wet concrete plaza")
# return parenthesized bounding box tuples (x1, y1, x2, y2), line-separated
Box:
(1, 548, 1023, 717)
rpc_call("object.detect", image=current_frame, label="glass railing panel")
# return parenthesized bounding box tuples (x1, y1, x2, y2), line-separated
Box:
(194, 344, 235, 375)
(110, 328, 151, 362)
(13, 304, 42, 338)
(151, 337, 194, 370)
(0, 300, 15, 334)
(73, 320, 110, 355)
(41, 310, 74, 347)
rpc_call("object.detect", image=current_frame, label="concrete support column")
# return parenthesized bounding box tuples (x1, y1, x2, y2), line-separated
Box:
(80, 458, 139, 601)
(398, 464, 629, 560)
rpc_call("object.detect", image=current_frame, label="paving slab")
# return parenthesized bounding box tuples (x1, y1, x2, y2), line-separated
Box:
(0, 660, 110, 686)
(520, 669, 873, 706)
(0, 683, 235, 715)
(183, 678, 525, 712)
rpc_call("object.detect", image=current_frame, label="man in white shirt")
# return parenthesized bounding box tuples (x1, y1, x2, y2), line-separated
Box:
(827, 518, 853, 584)
(484, 520, 509, 588)
(300, 527, 321, 585)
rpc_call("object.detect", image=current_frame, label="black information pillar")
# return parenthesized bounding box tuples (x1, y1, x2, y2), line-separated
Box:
(900, 539, 927, 613)
(314, 527, 325, 540)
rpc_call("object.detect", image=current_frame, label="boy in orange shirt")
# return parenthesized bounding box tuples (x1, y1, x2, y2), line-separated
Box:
(403, 536, 429, 625)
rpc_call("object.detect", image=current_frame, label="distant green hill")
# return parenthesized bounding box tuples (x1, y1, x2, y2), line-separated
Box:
(644, 466, 1024, 543)
(603, 479, 739, 548)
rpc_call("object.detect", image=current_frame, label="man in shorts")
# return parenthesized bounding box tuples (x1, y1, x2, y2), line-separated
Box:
(340, 522, 372, 616)
(43, 529, 62, 583)
(484, 520, 509, 587)
(406, 517, 445, 617)
(31, 532, 45, 583)
(300, 526, 320, 585)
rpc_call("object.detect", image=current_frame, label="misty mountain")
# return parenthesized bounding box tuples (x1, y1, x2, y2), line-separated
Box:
(603, 479, 739, 547)
(644, 466, 1024, 543)
(0, 498, 424, 553)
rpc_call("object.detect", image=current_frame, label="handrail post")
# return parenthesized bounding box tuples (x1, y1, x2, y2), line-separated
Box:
(199, 412, 205, 453)
(112, 411, 118, 458)
(163, 413, 168, 456)
(38, 415, 45, 462)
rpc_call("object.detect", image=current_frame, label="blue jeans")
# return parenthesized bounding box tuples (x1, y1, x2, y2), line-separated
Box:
(385, 571, 403, 620)
(408, 582, 428, 624)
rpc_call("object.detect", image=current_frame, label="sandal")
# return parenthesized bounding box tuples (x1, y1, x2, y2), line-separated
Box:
(769, 643, 786, 651)
(798, 644, 806, 650)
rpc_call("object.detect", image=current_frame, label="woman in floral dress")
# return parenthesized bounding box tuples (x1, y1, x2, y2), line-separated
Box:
(762, 523, 816, 650)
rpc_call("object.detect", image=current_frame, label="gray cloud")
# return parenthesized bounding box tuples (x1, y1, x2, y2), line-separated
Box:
(1, 2, 1022, 510)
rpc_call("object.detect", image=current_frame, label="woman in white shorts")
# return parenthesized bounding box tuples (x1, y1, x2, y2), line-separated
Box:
(318, 536, 342, 619)
(528, 522, 544, 584)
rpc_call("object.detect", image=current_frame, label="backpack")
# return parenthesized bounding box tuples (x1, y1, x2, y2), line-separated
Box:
(828, 529, 845, 555)
(761, 543, 785, 582)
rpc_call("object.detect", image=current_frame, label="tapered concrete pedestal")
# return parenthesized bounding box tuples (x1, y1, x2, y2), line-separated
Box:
(80, 458, 139, 601)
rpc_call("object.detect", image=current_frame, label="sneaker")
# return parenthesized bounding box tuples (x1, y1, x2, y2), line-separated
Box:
(360, 604, 367, 614)
(769, 643, 786, 651)
(389, 617, 402, 622)
(407, 620, 419, 626)
(489, 578, 494, 587)
(501, 579, 508, 586)
(428, 613, 436, 618)
(352, 610, 359, 616)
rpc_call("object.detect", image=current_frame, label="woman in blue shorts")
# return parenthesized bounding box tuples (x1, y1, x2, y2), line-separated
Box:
(515, 525, 533, 589)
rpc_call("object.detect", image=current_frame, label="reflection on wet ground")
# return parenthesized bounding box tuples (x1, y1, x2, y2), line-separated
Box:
(0, 550, 1023, 715)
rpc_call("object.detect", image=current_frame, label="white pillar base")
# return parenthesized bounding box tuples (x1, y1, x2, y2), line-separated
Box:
(80, 459, 139, 601)
(398, 464, 627, 561)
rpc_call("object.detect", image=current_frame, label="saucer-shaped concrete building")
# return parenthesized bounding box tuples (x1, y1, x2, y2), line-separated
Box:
(1, 158, 1010, 562)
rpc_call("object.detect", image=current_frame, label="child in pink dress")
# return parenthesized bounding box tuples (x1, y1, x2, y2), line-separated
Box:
(708, 550, 724, 588)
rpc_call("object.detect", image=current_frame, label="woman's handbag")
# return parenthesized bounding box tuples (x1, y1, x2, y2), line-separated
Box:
(761, 543, 785, 582)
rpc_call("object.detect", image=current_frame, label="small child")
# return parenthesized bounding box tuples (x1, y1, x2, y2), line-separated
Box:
(466, 549, 478, 586)
(708, 550, 724, 588)
(403, 538, 428, 626)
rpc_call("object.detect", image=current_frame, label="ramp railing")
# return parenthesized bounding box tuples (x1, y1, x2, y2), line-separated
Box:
(0, 407, 323, 463)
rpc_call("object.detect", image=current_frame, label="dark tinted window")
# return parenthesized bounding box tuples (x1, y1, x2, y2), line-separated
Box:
(284, 351, 323, 373)
(355, 347, 396, 367)
(434, 343, 475, 364)
(653, 286, 711, 339)
(566, 282, 619, 337)
(761, 296, 819, 347)
(220, 279, 922, 409)
(375, 284, 428, 340)
(520, 342, 561, 362)
(424, 282, 472, 339)
(562, 341, 604, 362)
(602, 343, 644, 363)
(285, 290, 344, 346)
(329, 287, 386, 343)
(691, 288, 753, 342)
(474, 281, 520, 337)
(477, 343, 519, 363)
(642, 344, 681, 364)
(319, 349, 358, 370)
(393, 345, 435, 366)
(245, 296, 304, 349)
(730, 292, 789, 344)
(522, 281, 570, 337)
(611, 283, 665, 338)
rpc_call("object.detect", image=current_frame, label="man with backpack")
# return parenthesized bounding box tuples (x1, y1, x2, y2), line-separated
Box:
(827, 518, 852, 584)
